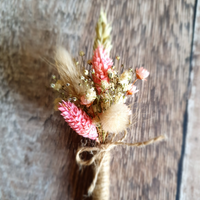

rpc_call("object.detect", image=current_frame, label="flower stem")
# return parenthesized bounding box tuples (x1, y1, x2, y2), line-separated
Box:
(132, 79, 138, 85)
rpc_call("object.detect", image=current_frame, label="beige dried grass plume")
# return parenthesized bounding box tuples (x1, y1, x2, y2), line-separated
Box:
(100, 103, 130, 133)
(55, 46, 86, 98)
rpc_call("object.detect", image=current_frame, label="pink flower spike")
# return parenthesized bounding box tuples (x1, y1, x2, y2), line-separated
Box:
(135, 67, 150, 80)
(92, 46, 113, 93)
(58, 101, 98, 140)
(127, 85, 139, 95)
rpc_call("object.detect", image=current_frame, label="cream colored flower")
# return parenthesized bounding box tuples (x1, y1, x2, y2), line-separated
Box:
(101, 80, 110, 90)
(122, 84, 132, 92)
(80, 88, 97, 106)
(119, 71, 132, 85)
(107, 68, 115, 78)
(86, 88, 97, 101)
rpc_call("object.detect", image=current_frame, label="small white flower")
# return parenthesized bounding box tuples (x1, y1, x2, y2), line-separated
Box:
(85, 88, 97, 102)
(107, 68, 117, 78)
(101, 80, 110, 89)
(51, 83, 55, 88)
(119, 71, 132, 85)
(107, 68, 112, 73)
(81, 76, 85, 80)
(123, 84, 132, 92)
(80, 87, 97, 106)
(84, 70, 89, 75)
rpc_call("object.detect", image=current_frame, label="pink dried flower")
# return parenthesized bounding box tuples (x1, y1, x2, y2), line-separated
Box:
(58, 101, 98, 140)
(80, 96, 91, 105)
(92, 46, 113, 93)
(127, 85, 139, 95)
(80, 96, 93, 107)
(135, 67, 150, 80)
(80, 88, 97, 107)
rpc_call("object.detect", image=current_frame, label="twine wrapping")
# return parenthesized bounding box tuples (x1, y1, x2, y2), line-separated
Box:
(76, 131, 165, 199)
(92, 151, 110, 200)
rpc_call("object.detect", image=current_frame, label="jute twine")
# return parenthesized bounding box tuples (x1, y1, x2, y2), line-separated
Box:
(76, 131, 165, 200)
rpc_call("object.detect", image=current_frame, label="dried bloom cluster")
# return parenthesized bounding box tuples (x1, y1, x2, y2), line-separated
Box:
(51, 11, 149, 142)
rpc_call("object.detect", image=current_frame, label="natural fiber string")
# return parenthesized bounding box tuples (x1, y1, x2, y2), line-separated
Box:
(92, 151, 110, 200)
(76, 131, 165, 199)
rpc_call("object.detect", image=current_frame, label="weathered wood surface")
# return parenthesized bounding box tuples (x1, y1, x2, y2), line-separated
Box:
(180, 1, 200, 199)
(0, 0, 195, 200)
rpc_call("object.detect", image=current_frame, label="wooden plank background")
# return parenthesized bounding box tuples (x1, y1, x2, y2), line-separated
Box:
(0, 0, 198, 199)
(180, 0, 200, 199)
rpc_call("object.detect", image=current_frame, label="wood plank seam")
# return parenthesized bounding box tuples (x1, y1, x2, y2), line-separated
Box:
(176, 0, 198, 200)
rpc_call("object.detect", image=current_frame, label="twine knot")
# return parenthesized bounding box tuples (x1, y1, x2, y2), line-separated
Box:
(76, 130, 165, 195)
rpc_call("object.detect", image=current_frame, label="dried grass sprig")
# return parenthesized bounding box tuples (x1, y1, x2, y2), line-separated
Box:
(93, 10, 112, 54)
(100, 103, 130, 133)
(55, 46, 87, 99)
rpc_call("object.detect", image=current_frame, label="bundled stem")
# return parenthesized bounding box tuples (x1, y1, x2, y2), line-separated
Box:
(76, 131, 166, 199)
(92, 152, 110, 200)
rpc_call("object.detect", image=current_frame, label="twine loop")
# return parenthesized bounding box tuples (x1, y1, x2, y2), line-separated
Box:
(76, 130, 165, 195)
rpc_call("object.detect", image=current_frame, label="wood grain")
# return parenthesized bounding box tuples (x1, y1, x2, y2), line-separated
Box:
(180, 1, 200, 199)
(0, 0, 195, 200)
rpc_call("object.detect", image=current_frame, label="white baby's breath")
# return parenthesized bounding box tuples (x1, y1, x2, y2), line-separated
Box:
(101, 80, 110, 90)
(119, 71, 132, 85)
(122, 84, 132, 92)
(85, 88, 97, 102)
(84, 69, 89, 75)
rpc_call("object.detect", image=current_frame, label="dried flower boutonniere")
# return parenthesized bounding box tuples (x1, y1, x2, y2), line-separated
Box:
(50, 10, 165, 200)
